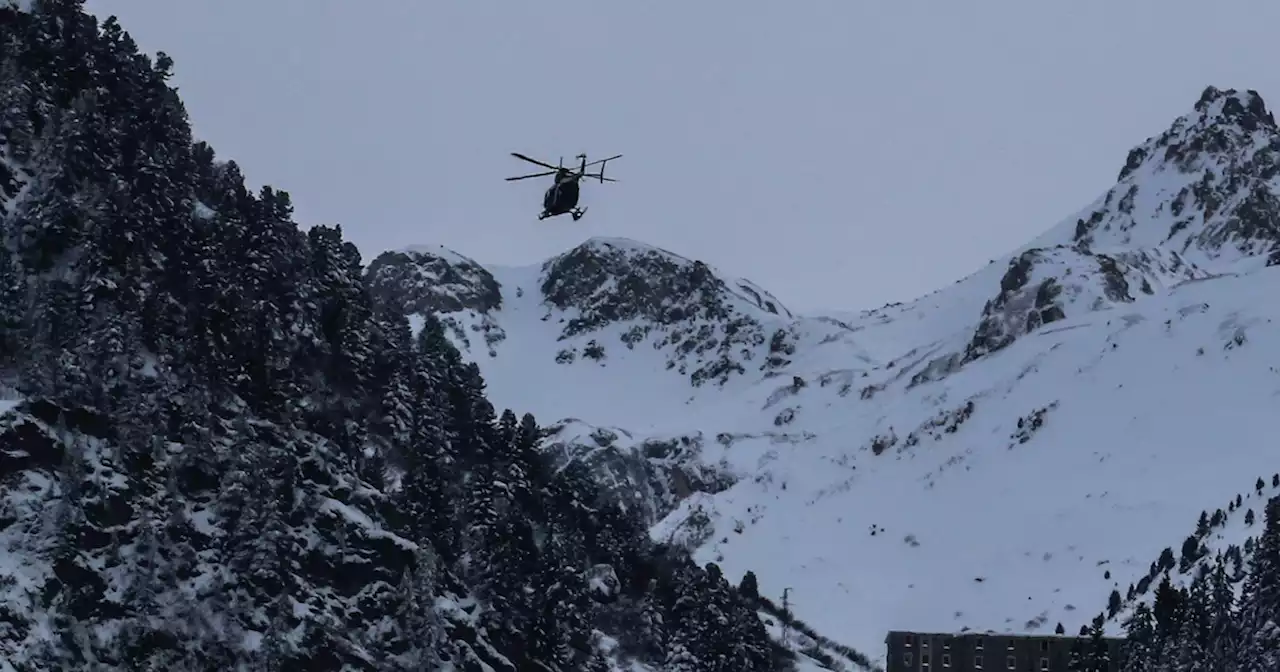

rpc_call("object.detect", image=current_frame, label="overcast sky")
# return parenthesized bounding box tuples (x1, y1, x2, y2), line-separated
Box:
(81, 1, 1280, 314)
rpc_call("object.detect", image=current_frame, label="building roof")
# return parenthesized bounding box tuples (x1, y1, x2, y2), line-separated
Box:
(884, 630, 1125, 642)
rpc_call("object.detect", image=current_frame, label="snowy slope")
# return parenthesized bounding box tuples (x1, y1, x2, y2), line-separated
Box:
(368, 86, 1280, 667)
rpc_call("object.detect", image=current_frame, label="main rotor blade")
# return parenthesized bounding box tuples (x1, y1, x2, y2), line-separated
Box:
(581, 173, 617, 182)
(581, 154, 622, 168)
(511, 152, 559, 170)
(504, 171, 555, 181)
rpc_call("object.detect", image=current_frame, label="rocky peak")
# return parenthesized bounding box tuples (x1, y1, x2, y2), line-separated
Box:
(364, 244, 502, 315)
(910, 86, 1280, 385)
(1194, 86, 1274, 129)
(1116, 87, 1275, 182)
(539, 236, 790, 337)
(1064, 86, 1280, 267)
(539, 237, 796, 386)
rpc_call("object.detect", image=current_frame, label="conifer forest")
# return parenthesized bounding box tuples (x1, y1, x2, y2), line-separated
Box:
(0, 1, 785, 669)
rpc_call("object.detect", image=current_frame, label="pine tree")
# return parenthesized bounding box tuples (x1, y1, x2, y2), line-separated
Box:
(0, 244, 27, 364)
(391, 548, 448, 669)
(511, 411, 548, 517)
(1083, 613, 1111, 672)
(1119, 603, 1155, 672)
(395, 330, 460, 559)
(367, 303, 415, 486)
(1180, 532, 1204, 572)
(1228, 545, 1246, 582)
(1236, 496, 1280, 672)
(739, 570, 760, 602)
(1152, 575, 1185, 637)
(1171, 573, 1209, 672)
(659, 558, 711, 670)
(1205, 556, 1239, 670)
(636, 593, 668, 659)
(497, 407, 519, 448)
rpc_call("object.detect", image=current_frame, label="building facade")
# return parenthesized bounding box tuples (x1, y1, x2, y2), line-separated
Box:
(883, 631, 1125, 672)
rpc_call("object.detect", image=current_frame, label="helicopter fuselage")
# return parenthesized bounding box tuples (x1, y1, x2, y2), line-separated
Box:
(541, 175, 582, 220)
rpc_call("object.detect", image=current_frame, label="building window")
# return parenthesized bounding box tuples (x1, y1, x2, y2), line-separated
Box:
(905, 653, 913, 666)
(943, 653, 952, 668)
(906, 634, 915, 648)
(944, 640, 951, 651)
(975, 655, 983, 669)
(1040, 641, 1050, 652)
(1040, 657, 1049, 671)
(923, 653, 931, 669)
(1006, 655, 1016, 670)
(976, 638, 984, 651)
(923, 640, 930, 648)
(1008, 641, 1016, 651)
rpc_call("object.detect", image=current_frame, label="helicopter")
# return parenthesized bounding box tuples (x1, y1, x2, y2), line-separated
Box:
(506, 152, 621, 221)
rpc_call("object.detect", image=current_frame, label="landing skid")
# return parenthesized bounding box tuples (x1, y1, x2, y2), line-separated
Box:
(538, 207, 588, 221)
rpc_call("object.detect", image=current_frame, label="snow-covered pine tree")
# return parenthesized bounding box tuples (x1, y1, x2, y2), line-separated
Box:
(1170, 573, 1209, 672)
(1082, 613, 1112, 672)
(1119, 602, 1155, 672)
(1205, 556, 1240, 670)
(1235, 495, 1280, 672)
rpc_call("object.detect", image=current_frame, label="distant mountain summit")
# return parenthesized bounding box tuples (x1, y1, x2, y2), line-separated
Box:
(1034, 85, 1280, 267)
(366, 244, 502, 315)
(904, 86, 1280, 382)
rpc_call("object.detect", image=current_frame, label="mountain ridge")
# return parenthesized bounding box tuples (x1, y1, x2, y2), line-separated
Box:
(383, 85, 1280, 329)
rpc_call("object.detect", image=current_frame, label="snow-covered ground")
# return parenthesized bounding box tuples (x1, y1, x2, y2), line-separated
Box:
(659, 265, 1280, 646)
(365, 86, 1280, 669)
(430, 252, 1280, 663)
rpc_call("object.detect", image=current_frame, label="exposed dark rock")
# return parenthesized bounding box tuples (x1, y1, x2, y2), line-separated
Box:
(539, 238, 784, 386)
(366, 247, 502, 315)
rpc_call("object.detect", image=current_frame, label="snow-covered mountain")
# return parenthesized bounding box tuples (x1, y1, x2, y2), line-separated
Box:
(370, 85, 1280, 665)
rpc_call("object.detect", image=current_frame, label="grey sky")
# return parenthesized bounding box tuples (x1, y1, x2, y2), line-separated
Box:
(82, 1, 1280, 314)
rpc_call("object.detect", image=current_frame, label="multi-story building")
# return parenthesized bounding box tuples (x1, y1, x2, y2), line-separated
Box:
(883, 631, 1125, 672)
